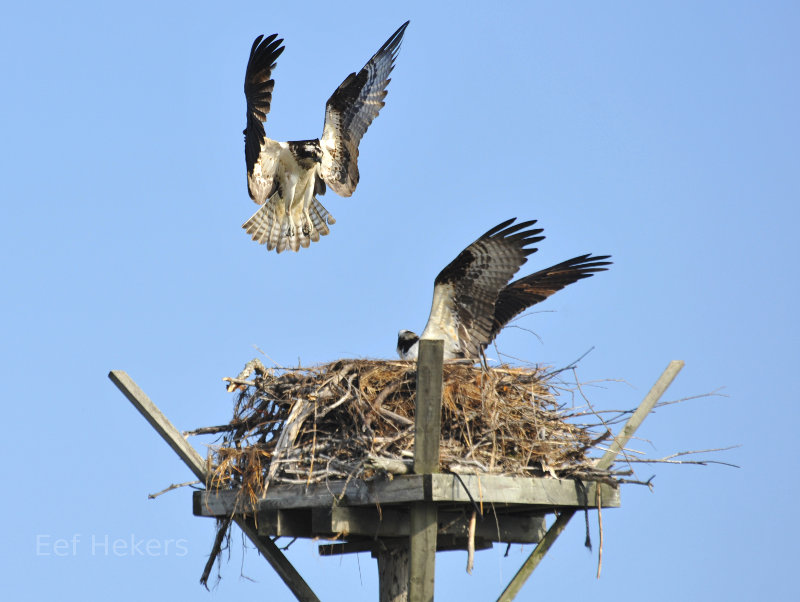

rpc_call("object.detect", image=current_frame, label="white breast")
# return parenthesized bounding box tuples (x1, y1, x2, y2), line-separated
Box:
(419, 282, 464, 359)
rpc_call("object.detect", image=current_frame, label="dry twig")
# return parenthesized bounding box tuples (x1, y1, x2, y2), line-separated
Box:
(148, 480, 200, 499)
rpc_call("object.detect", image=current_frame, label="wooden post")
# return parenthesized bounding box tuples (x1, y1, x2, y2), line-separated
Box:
(496, 360, 685, 602)
(413, 339, 444, 474)
(108, 370, 320, 602)
(408, 339, 444, 602)
(377, 544, 410, 602)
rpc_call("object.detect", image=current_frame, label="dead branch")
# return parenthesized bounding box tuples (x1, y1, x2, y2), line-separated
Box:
(148, 480, 200, 499)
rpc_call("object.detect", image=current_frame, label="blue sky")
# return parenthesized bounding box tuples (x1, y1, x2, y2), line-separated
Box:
(3, 1, 798, 599)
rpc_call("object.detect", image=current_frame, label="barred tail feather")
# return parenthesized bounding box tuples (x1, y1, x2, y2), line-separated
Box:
(243, 195, 286, 252)
(243, 195, 335, 253)
(307, 196, 335, 239)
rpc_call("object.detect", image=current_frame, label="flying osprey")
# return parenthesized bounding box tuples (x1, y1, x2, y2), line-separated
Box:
(242, 21, 408, 253)
(397, 218, 611, 360)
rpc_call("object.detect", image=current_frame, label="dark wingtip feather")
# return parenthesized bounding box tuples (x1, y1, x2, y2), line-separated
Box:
(487, 252, 613, 345)
(480, 219, 544, 259)
(562, 254, 613, 272)
(482, 217, 519, 238)
(389, 21, 410, 45)
(246, 34, 285, 82)
(244, 33, 286, 174)
(488, 219, 540, 240)
(375, 21, 409, 61)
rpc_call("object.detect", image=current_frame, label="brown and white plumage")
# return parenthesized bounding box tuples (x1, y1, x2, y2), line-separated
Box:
(396, 219, 612, 361)
(242, 22, 408, 253)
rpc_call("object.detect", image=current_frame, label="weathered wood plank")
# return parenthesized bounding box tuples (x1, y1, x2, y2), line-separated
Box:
(109, 370, 320, 602)
(193, 489, 241, 516)
(193, 474, 620, 517)
(430, 474, 620, 508)
(257, 475, 429, 509)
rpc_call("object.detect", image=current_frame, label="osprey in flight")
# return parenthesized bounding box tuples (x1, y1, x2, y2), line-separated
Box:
(242, 21, 408, 253)
(397, 219, 611, 361)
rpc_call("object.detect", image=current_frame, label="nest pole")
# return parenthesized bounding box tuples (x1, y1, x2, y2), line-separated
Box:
(496, 360, 685, 602)
(107, 370, 321, 602)
(406, 339, 444, 602)
(377, 542, 411, 602)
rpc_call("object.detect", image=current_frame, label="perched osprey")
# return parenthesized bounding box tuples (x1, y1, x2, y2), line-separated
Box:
(397, 219, 611, 361)
(242, 21, 409, 253)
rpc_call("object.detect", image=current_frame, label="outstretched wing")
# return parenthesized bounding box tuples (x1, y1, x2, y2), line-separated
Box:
(422, 219, 545, 358)
(244, 34, 285, 202)
(488, 254, 613, 345)
(319, 21, 408, 197)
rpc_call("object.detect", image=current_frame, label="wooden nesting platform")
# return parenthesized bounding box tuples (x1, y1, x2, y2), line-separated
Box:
(109, 349, 685, 602)
(193, 473, 619, 553)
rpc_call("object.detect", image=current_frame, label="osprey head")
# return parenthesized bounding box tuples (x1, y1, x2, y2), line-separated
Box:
(396, 330, 420, 360)
(289, 139, 323, 165)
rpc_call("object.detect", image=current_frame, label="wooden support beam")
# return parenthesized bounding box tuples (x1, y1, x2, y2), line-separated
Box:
(317, 536, 494, 557)
(315, 506, 410, 538)
(319, 540, 379, 556)
(256, 510, 313, 538)
(108, 370, 208, 481)
(409, 339, 444, 602)
(108, 370, 320, 602)
(436, 510, 545, 544)
(234, 518, 320, 602)
(307, 506, 545, 543)
(496, 360, 685, 602)
(596, 360, 686, 470)
(220, 503, 546, 545)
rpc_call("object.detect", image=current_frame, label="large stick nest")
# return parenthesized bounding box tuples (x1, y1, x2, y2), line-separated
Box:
(205, 359, 615, 504)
